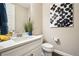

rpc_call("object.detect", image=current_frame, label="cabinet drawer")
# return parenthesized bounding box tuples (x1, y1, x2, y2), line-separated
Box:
(2, 39, 42, 56)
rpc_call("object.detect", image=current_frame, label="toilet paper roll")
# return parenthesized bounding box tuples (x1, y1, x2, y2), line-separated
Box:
(54, 37, 59, 42)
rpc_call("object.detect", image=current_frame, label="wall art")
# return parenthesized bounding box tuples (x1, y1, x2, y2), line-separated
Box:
(50, 3, 73, 27)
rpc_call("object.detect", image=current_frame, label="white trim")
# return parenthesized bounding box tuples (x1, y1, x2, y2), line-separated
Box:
(54, 49, 72, 56)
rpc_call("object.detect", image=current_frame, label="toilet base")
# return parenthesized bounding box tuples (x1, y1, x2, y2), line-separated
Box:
(42, 50, 52, 56)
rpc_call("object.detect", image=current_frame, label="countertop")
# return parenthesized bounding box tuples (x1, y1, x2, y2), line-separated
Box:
(0, 35, 43, 53)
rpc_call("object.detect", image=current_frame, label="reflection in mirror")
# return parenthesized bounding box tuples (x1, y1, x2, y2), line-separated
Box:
(6, 3, 15, 32)
(6, 3, 30, 35)
(15, 3, 30, 33)
(0, 3, 42, 36)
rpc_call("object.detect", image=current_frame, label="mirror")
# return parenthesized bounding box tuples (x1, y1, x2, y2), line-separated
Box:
(6, 3, 30, 33)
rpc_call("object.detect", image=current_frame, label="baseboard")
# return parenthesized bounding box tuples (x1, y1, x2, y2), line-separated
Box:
(54, 49, 72, 56)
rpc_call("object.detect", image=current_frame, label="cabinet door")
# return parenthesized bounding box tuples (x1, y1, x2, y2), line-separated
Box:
(24, 46, 42, 56)
(33, 47, 42, 56)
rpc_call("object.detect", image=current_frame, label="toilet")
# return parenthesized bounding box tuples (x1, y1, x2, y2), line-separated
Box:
(42, 43, 54, 56)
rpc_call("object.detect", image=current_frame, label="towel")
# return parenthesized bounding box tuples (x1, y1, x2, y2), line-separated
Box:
(0, 3, 8, 35)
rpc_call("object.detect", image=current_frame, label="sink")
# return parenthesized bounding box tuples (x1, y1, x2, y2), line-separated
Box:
(11, 36, 35, 42)
(11, 37, 27, 42)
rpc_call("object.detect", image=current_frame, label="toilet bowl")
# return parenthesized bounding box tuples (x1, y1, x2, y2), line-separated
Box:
(42, 43, 54, 56)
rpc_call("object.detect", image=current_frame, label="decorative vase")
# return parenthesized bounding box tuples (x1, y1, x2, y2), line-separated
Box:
(28, 32, 32, 36)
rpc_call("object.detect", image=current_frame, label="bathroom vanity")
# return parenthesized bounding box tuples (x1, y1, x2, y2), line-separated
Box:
(0, 35, 43, 56)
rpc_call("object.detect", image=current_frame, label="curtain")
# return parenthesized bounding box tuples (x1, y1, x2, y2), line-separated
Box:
(0, 3, 8, 35)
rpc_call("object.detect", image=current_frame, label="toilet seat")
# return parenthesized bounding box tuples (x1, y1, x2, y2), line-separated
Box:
(42, 43, 54, 52)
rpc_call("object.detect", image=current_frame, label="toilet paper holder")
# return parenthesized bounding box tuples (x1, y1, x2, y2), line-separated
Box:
(54, 37, 60, 45)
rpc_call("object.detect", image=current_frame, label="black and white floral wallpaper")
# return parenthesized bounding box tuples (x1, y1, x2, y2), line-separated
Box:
(50, 3, 73, 27)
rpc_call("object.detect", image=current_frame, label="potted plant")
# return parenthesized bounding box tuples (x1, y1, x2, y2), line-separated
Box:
(27, 18, 33, 35)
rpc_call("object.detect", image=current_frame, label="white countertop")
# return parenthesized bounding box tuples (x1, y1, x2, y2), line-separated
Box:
(0, 35, 43, 53)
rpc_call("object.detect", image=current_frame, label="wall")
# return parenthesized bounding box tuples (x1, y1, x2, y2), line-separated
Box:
(30, 3, 42, 35)
(43, 3, 79, 56)
(15, 4, 29, 33)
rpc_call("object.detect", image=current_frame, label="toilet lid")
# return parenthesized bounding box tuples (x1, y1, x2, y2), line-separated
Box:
(42, 43, 53, 49)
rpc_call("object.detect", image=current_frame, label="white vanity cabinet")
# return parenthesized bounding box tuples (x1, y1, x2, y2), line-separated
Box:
(0, 35, 43, 56)
(24, 46, 42, 56)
